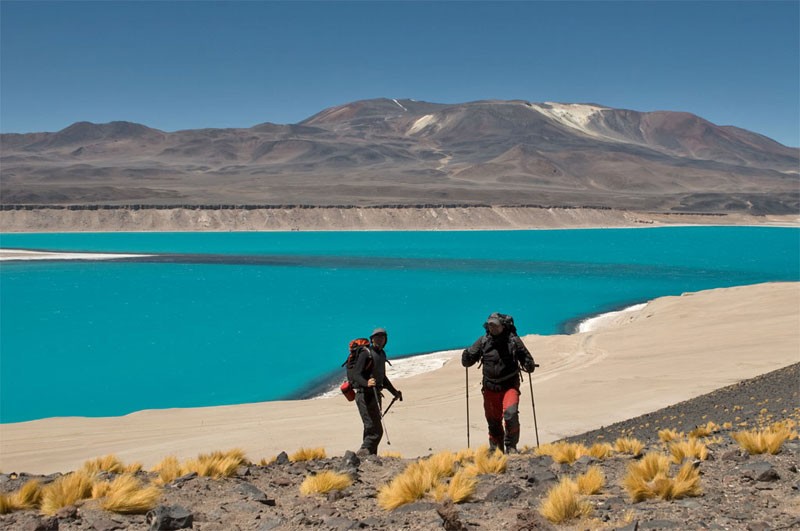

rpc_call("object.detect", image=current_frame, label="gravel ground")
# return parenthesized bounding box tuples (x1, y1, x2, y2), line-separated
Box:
(2, 363, 799, 531)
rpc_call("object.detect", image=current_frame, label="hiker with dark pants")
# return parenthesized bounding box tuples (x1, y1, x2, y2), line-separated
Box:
(462, 313, 536, 454)
(350, 328, 402, 456)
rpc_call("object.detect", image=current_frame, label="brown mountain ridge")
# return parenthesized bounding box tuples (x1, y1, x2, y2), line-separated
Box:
(1, 99, 797, 214)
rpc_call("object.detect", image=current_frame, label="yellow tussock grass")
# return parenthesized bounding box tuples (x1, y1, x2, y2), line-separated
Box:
(614, 437, 644, 457)
(40, 470, 95, 516)
(380, 451, 403, 459)
(151, 456, 182, 486)
(82, 454, 125, 475)
(588, 443, 614, 459)
(669, 438, 709, 463)
(454, 448, 475, 462)
(443, 469, 477, 503)
(623, 452, 702, 502)
(575, 466, 605, 495)
(259, 456, 277, 466)
(535, 442, 588, 464)
(0, 493, 10, 515)
(100, 474, 162, 514)
(289, 447, 327, 462)
(424, 451, 457, 480)
(10, 479, 42, 510)
(377, 461, 437, 510)
(432, 469, 477, 503)
(91, 481, 111, 499)
(0, 480, 43, 513)
(299, 470, 353, 495)
(538, 478, 592, 524)
(688, 421, 719, 438)
(658, 428, 683, 443)
(183, 448, 247, 479)
(722, 421, 733, 430)
(124, 462, 143, 474)
(463, 446, 507, 475)
(732, 424, 796, 455)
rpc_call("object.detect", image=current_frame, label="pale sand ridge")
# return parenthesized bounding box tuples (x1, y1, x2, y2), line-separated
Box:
(1, 282, 797, 475)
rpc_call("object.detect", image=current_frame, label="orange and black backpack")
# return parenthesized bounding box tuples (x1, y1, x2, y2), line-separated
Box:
(339, 338, 372, 401)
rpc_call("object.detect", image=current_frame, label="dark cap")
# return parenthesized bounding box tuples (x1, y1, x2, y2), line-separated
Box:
(485, 313, 503, 326)
(370, 327, 388, 338)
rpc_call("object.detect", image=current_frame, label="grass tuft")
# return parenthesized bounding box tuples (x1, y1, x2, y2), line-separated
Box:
(380, 451, 403, 459)
(82, 454, 125, 475)
(443, 469, 477, 503)
(463, 445, 507, 475)
(377, 461, 437, 510)
(151, 456, 182, 486)
(669, 438, 709, 463)
(658, 428, 683, 443)
(99, 474, 161, 514)
(614, 437, 644, 457)
(183, 448, 247, 479)
(588, 442, 614, 459)
(575, 465, 605, 495)
(40, 470, 95, 515)
(424, 451, 457, 480)
(0, 493, 10, 515)
(535, 442, 589, 464)
(688, 421, 719, 438)
(299, 470, 353, 495)
(622, 451, 701, 502)
(91, 481, 111, 499)
(732, 422, 797, 455)
(538, 477, 592, 524)
(289, 447, 327, 462)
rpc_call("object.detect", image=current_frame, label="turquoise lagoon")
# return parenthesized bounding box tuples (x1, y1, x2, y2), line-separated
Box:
(1, 227, 798, 423)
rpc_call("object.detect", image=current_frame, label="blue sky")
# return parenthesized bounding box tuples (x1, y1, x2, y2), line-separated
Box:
(2, 1, 798, 146)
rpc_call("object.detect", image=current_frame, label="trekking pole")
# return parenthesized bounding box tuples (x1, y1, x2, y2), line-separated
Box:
(528, 364, 540, 447)
(382, 396, 398, 417)
(373, 387, 391, 445)
(465, 367, 471, 448)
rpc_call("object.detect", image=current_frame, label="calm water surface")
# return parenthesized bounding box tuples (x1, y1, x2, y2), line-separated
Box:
(1, 227, 797, 422)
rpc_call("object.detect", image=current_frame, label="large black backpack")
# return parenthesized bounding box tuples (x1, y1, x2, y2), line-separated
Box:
(339, 338, 372, 401)
(484, 312, 518, 334)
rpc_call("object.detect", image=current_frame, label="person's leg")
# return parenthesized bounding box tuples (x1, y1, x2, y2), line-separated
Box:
(356, 391, 383, 453)
(502, 387, 521, 452)
(482, 388, 505, 452)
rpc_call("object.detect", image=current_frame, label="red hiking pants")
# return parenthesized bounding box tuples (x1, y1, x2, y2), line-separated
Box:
(482, 386, 520, 451)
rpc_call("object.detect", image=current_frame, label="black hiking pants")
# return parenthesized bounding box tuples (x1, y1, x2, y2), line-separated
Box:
(355, 388, 383, 454)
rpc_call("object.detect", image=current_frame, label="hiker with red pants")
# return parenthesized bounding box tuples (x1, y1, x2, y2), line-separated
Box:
(350, 328, 402, 456)
(462, 313, 536, 454)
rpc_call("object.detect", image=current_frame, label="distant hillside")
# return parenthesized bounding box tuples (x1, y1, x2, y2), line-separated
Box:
(1, 99, 798, 214)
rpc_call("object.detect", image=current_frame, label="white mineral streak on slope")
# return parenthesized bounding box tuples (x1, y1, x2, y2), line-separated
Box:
(529, 102, 611, 139)
(392, 99, 408, 111)
(407, 114, 438, 135)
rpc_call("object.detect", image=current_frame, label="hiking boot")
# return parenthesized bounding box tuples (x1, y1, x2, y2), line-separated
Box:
(356, 448, 371, 457)
(488, 442, 504, 454)
(505, 445, 519, 454)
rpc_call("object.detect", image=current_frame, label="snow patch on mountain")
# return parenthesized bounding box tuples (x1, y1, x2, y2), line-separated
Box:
(392, 99, 408, 111)
(531, 103, 608, 138)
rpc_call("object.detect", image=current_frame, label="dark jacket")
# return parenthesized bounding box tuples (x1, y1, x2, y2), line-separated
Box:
(351, 345, 399, 396)
(462, 331, 535, 391)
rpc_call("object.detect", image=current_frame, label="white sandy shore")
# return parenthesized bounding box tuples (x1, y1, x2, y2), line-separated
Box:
(0, 249, 150, 261)
(1, 282, 798, 474)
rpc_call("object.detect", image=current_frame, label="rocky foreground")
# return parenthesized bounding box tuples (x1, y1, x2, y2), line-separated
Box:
(2, 363, 798, 531)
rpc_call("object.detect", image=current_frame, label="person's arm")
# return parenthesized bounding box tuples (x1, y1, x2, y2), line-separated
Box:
(351, 348, 372, 388)
(383, 376, 402, 400)
(461, 337, 484, 367)
(512, 334, 536, 372)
